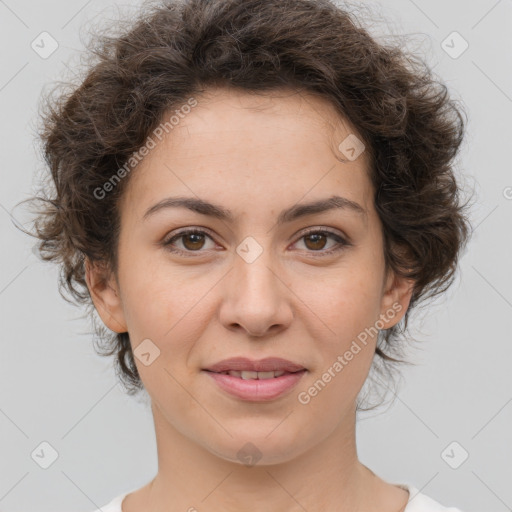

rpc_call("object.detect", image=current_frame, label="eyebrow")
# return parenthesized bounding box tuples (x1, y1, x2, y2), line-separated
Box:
(143, 195, 367, 225)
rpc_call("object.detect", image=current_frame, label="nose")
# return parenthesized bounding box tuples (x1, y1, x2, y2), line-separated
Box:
(218, 246, 294, 338)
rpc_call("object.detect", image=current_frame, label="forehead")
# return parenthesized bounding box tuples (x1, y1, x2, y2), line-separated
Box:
(177, 87, 364, 152)
(121, 87, 374, 217)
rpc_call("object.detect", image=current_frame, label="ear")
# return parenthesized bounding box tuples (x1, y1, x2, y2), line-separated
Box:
(378, 267, 415, 330)
(84, 258, 127, 333)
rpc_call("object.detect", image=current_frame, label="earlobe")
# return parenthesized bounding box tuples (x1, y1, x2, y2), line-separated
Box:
(379, 269, 415, 330)
(84, 258, 127, 333)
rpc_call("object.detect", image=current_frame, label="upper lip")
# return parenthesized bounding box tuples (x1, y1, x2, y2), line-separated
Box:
(203, 357, 306, 373)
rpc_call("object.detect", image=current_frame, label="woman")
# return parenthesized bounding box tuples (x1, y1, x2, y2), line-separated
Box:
(29, 0, 472, 510)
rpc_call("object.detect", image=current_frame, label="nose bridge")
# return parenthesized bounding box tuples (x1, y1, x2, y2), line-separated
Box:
(233, 234, 281, 297)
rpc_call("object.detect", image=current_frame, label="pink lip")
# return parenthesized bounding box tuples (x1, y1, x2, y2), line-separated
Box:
(204, 357, 306, 373)
(204, 369, 307, 401)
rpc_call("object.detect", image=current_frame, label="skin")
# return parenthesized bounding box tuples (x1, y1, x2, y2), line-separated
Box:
(86, 87, 414, 512)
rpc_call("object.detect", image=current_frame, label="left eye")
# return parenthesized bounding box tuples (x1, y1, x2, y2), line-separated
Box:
(163, 228, 349, 256)
(295, 230, 348, 253)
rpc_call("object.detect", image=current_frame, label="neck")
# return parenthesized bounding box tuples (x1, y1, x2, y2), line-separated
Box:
(138, 400, 386, 512)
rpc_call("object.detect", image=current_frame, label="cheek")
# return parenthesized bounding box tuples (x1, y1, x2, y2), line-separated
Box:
(291, 264, 384, 401)
(295, 264, 384, 341)
(118, 248, 197, 335)
(295, 276, 381, 413)
(117, 252, 216, 386)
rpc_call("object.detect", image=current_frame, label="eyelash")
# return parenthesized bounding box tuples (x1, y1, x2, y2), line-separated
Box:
(162, 227, 351, 258)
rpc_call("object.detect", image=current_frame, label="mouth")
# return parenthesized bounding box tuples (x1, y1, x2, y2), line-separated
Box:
(203, 356, 307, 374)
(202, 357, 308, 401)
(204, 369, 306, 380)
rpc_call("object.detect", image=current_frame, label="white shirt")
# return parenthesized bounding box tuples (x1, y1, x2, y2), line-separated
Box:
(91, 483, 465, 511)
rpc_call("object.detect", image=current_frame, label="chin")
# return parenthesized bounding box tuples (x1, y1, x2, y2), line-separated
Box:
(201, 426, 313, 467)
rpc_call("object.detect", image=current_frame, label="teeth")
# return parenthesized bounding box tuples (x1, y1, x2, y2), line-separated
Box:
(222, 370, 287, 379)
(256, 371, 278, 380)
(241, 370, 258, 380)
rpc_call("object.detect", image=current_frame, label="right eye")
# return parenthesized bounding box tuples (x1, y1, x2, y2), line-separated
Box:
(162, 228, 218, 255)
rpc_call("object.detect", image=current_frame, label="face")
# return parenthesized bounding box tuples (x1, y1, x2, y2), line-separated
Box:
(86, 87, 413, 465)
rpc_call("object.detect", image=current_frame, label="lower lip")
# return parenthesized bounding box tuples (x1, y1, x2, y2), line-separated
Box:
(203, 370, 307, 401)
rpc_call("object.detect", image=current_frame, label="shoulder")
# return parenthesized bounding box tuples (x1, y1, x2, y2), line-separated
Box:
(90, 484, 466, 512)
(402, 484, 466, 512)
(88, 491, 128, 512)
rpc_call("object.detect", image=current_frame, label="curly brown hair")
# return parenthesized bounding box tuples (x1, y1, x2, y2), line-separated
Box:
(23, 0, 473, 402)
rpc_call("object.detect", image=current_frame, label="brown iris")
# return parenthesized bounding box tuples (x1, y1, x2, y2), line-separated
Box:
(303, 233, 328, 251)
(181, 232, 206, 251)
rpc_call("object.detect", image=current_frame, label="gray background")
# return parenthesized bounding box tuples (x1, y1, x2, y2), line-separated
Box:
(0, 0, 511, 511)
